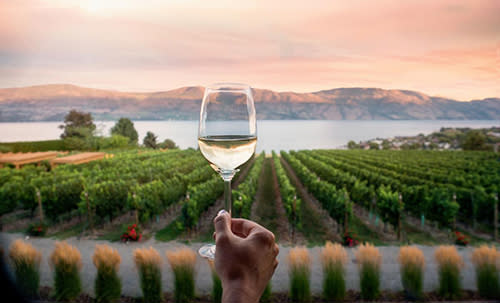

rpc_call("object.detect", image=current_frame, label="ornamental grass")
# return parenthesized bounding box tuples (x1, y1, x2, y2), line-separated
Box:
(261, 283, 272, 303)
(320, 241, 347, 301)
(434, 245, 463, 299)
(356, 243, 381, 300)
(49, 241, 82, 301)
(207, 259, 222, 303)
(288, 246, 311, 302)
(8, 240, 42, 298)
(134, 247, 163, 303)
(92, 244, 122, 303)
(398, 246, 425, 300)
(166, 248, 197, 303)
(471, 245, 499, 299)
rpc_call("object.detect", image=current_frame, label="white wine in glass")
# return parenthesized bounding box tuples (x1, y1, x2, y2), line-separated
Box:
(197, 83, 257, 259)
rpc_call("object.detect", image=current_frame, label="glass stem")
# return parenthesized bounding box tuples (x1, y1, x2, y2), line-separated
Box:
(224, 179, 232, 215)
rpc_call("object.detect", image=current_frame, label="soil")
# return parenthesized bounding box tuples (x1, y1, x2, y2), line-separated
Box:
(351, 203, 398, 242)
(251, 157, 292, 244)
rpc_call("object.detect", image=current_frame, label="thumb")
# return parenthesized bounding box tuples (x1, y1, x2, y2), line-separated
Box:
(214, 210, 232, 244)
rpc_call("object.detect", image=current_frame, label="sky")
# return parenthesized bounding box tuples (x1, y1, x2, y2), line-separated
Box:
(0, 0, 499, 100)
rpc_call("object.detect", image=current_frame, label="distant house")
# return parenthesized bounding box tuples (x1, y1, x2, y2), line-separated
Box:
(438, 142, 451, 150)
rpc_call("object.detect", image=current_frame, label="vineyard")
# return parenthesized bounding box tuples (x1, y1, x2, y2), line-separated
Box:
(0, 149, 499, 246)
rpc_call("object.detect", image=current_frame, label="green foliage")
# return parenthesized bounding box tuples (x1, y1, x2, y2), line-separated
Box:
(138, 264, 163, 303)
(323, 263, 345, 301)
(181, 176, 224, 229)
(377, 185, 402, 230)
(27, 221, 49, 237)
(143, 131, 158, 149)
(369, 142, 379, 150)
(172, 266, 195, 303)
(426, 187, 459, 228)
(0, 140, 66, 152)
(282, 151, 352, 226)
(476, 265, 499, 299)
(82, 179, 131, 221)
(462, 130, 489, 151)
(62, 126, 99, 151)
(95, 266, 122, 303)
(347, 140, 360, 149)
(128, 180, 167, 222)
(359, 263, 380, 300)
(0, 176, 24, 215)
(53, 263, 82, 301)
(111, 118, 139, 144)
(272, 151, 302, 229)
(100, 134, 131, 149)
(261, 283, 272, 303)
(438, 263, 461, 299)
(211, 270, 222, 303)
(0, 145, 12, 152)
(12, 259, 40, 298)
(232, 153, 264, 218)
(290, 267, 311, 302)
(59, 109, 96, 139)
(158, 138, 178, 149)
(401, 263, 423, 300)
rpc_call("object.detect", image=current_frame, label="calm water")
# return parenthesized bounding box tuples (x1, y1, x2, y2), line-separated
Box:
(1, 120, 499, 152)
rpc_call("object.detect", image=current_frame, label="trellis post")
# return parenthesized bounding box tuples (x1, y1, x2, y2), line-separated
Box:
(292, 195, 296, 245)
(494, 193, 498, 241)
(344, 191, 349, 233)
(133, 193, 139, 225)
(36, 189, 43, 223)
(398, 193, 403, 241)
(85, 191, 95, 233)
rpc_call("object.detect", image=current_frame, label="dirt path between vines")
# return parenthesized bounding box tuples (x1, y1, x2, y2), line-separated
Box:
(251, 157, 291, 244)
(280, 157, 339, 243)
(351, 203, 397, 242)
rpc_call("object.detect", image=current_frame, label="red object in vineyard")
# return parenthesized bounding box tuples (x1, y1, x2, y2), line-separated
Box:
(343, 229, 359, 247)
(454, 231, 469, 246)
(121, 223, 142, 242)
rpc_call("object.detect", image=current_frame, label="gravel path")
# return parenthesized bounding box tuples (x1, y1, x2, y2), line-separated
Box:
(0, 232, 480, 298)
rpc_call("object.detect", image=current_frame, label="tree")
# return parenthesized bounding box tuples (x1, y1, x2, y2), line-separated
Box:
(100, 135, 130, 149)
(462, 130, 488, 151)
(158, 139, 178, 149)
(347, 140, 359, 149)
(143, 131, 158, 149)
(369, 142, 379, 150)
(59, 110, 96, 139)
(110, 118, 138, 144)
(382, 140, 391, 150)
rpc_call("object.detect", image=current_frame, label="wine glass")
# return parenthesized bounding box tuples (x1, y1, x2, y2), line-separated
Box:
(197, 83, 257, 259)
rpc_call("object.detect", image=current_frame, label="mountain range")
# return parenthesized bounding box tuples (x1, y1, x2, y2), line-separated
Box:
(0, 84, 498, 121)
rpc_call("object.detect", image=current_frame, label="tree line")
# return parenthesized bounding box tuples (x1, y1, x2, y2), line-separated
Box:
(59, 109, 177, 150)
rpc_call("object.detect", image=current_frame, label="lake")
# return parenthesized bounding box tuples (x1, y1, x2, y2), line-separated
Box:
(1, 120, 499, 152)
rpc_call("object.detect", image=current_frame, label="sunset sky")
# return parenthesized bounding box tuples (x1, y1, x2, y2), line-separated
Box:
(0, 0, 499, 100)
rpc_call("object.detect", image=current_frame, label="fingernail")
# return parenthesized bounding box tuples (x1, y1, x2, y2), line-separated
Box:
(217, 209, 227, 216)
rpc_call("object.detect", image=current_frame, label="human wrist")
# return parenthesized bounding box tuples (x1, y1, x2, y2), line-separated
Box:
(222, 280, 259, 303)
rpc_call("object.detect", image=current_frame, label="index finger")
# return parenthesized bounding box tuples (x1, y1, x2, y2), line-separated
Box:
(231, 218, 264, 238)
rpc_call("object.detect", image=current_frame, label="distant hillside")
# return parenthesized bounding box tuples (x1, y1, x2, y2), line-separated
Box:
(0, 84, 498, 121)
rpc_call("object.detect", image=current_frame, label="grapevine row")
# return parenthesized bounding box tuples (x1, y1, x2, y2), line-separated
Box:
(280, 151, 351, 226)
(232, 152, 265, 218)
(272, 151, 302, 229)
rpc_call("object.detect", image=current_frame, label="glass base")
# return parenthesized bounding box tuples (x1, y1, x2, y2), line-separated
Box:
(198, 244, 216, 259)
